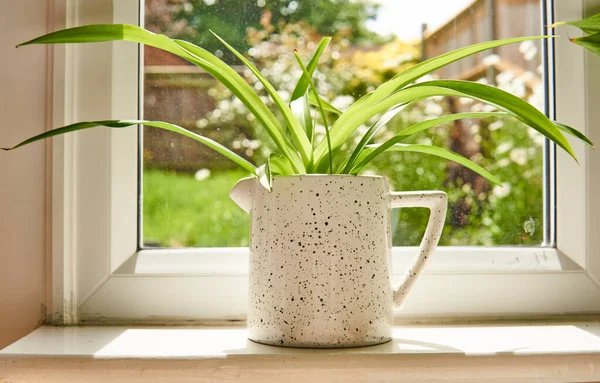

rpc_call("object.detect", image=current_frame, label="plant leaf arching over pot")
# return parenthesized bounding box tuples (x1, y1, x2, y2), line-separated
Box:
(3, 24, 594, 188)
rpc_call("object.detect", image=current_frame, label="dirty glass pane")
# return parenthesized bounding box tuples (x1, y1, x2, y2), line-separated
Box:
(142, 0, 545, 248)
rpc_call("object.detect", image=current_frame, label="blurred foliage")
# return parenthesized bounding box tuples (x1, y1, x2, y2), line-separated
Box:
(376, 116, 543, 247)
(142, 0, 545, 248)
(145, 0, 382, 63)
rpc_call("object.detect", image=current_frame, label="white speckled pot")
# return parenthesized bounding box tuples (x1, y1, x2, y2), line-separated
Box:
(230, 175, 447, 348)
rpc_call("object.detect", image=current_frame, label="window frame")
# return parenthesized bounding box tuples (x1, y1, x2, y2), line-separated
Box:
(47, 0, 600, 324)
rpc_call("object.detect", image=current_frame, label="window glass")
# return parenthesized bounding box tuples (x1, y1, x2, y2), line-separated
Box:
(142, 0, 545, 248)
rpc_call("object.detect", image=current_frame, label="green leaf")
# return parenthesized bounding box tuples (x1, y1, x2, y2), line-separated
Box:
(410, 80, 579, 161)
(269, 153, 295, 175)
(315, 79, 584, 169)
(554, 121, 595, 148)
(17, 24, 142, 46)
(329, 37, 550, 152)
(294, 49, 334, 174)
(341, 103, 409, 174)
(308, 92, 342, 114)
(315, 86, 467, 166)
(552, 13, 600, 34)
(353, 143, 502, 185)
(367, 36, 549, 106)
(290, 37, 331, 102)
(17, 24, 304, 174)
(259, 152, 299, 190)
(570, 32, 600, 56)
(2, 120, 257, 174)
(174, 39, 304, 173)
(290, 91, 314, 145)
(350, 112, 508, 172)
(385, 112, 509, 142)
(211, 31, 312, 166)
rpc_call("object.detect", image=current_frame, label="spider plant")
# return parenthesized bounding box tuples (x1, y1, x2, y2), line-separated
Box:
(552, 12, 600, 55)
(2, 24, 594, 189)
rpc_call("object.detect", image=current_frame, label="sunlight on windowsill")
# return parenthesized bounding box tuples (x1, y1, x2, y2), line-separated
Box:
(3, 322, 600, 359)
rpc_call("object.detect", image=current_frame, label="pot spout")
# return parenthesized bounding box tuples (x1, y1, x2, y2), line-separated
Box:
(230, 177, 255, 214)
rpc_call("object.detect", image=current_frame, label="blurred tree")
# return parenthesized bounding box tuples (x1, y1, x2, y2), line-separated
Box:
(145, 0, 381, 62)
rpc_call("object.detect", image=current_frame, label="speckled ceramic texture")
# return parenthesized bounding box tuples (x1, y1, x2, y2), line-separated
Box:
(230, 175, 447, 348)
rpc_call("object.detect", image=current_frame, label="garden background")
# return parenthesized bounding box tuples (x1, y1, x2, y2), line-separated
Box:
(141, 0, 545, 248)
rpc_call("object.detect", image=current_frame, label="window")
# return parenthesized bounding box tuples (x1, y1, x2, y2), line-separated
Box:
(47, 0, 600, 324)
(142, 0, 548, 248)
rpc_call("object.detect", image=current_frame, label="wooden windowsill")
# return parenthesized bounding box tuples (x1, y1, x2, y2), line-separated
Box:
(2, 322, 600, 382)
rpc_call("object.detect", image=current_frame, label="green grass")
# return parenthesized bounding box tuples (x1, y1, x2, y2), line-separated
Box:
(142, 169, 251, 248)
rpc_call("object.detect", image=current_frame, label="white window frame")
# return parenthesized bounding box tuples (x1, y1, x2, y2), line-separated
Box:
(47, 0, 600, 324)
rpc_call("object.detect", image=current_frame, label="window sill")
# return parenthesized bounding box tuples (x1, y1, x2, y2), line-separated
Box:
(3, 322, 600, 382)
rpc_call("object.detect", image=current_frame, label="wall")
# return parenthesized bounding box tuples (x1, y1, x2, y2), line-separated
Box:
(0, 1, 49, 348)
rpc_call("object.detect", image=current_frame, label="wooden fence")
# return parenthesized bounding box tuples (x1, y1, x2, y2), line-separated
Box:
(422, 0, 542, 82)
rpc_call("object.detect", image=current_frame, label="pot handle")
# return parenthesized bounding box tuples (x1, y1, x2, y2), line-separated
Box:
(389, 191, 447, 309)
